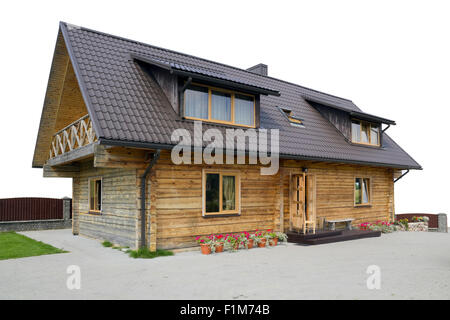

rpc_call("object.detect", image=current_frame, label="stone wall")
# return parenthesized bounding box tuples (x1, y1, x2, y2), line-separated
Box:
(438, 213, 448, 233)
(408, 222, 428, 232)
(0, 219, 72, 232)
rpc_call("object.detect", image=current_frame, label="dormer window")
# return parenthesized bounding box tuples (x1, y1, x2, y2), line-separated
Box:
(352, 119, 380, 146)
(280, 107, 304, 127)
(184, 83, 255, 127)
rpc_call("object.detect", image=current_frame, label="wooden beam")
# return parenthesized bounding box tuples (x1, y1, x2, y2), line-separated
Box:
(43, 164, 80, 178)
(93, 145, 149, 169)
(46, 143, 95, 167)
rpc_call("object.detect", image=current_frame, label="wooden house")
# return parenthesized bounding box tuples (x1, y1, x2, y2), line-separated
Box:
(32, 22, 421, 250)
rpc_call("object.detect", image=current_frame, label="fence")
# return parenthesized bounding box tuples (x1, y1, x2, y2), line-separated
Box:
(395, 213, 439, 229)
(0, 197, 70, 222)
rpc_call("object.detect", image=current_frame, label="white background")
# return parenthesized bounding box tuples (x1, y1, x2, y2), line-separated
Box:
(0, 1, 448, 220)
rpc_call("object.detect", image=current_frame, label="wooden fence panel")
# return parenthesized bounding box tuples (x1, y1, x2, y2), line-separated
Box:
(0, 198, 67, 221)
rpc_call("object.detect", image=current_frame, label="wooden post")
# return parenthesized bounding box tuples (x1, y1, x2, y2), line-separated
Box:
(279, 170, 284, 232)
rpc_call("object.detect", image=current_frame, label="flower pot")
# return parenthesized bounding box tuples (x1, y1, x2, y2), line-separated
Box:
(257, 239, 266, 248)
(200, 243, 211, 255)
(215, 243, 224, 253)
(247, 239, 254, 249)
(270, 238, 278, 246)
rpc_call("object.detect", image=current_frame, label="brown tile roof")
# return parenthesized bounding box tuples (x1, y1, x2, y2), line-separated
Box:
(60, 22, 421, 169)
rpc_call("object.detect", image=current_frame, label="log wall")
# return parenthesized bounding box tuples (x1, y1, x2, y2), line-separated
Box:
(148, 151, 279, 250)
(72, 160, 139, 248)
(281, 160, 394, 231)
(71, 149, 395, 250)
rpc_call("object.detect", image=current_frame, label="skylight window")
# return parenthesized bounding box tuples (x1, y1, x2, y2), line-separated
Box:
(279, 107, 304, 127)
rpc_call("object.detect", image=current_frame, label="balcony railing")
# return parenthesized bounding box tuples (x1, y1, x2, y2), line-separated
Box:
(49, 114, 97, 159)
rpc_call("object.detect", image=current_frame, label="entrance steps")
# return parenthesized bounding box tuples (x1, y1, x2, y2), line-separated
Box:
(286, 229, 381, 245)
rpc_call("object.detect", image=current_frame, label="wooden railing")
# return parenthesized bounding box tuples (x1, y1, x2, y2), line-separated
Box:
(49, 114, 97, 159)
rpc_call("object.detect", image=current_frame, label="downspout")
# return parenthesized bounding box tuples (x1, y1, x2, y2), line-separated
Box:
(140, 149, 161, 248)
(394, 169, 410, 183)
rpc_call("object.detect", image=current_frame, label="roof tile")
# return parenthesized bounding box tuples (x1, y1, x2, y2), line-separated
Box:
(62, 22, 421, 169)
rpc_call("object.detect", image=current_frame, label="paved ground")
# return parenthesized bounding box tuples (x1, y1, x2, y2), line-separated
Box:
(0, 229, 449, 299)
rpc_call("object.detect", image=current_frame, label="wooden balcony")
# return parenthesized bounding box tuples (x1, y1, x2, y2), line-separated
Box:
(49, 114, 97, 159)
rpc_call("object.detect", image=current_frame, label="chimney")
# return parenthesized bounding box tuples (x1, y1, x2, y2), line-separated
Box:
(247, 63, 268, 76)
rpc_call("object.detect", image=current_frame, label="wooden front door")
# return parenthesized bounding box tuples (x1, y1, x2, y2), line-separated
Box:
(290, 173, 317, 233)
(304, 175, 317, 233)
(290, 174, 305, 231)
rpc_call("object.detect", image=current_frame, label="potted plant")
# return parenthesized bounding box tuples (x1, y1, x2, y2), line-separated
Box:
(267, 230, 278, 246)
(224, 234, 240, 251)
(214, 234, 225, 253)
(276, 231, 288, 244)
(252, 231, 267, 248)
(238, 232, 253, 249)
(195, 236, 212, 255)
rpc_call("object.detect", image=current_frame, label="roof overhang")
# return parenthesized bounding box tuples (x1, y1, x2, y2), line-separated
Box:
(98, 138, 422, 170)
(130, 53, 280, 97)
(305, 96, 396, 125)
(348, 110, 396, 125)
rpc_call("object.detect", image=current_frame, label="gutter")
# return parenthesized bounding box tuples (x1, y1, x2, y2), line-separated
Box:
(140, 149, 161, 248)
(394, 169, 410, 183)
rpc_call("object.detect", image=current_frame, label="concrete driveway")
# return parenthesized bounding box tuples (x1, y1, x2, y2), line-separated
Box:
(0, 229, 449, 299)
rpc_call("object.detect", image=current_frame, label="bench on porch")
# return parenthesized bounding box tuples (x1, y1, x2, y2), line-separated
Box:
(326, 218, 354, 231)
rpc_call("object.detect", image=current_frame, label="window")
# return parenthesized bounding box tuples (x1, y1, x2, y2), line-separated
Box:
(184, 85, 208, 119)
(355, 177, 371, 206)
(280, 107, 304, 127)
(89, 178, 102, 212)
(234, 94, 254, 126)
(184, 83, 255, 127)
(351, 120, 380, 146)
(211, 90, 231, 122)
(203, 170, 240, 216)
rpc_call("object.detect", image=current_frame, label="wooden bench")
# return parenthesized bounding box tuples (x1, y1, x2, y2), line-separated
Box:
(326, 218, 354, 231)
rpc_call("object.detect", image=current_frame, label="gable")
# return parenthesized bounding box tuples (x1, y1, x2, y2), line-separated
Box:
(32, 29, 91, 168)
(54, 61, 88, 132)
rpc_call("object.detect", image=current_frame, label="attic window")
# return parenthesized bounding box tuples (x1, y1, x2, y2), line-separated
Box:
(184, 83, 255, 127)
(280, 107, 304, 127)
(351, 119, 380, 146)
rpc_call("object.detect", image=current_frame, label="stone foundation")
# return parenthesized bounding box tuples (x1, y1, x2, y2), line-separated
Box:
(0, 219, 72, 232)
(408, 222, 428, 232)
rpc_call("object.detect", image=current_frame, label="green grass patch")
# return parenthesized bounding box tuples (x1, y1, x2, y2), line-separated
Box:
(102, 241, 113, 247)
(0, 232, 67, 260)
(128, 247, 174, 259)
